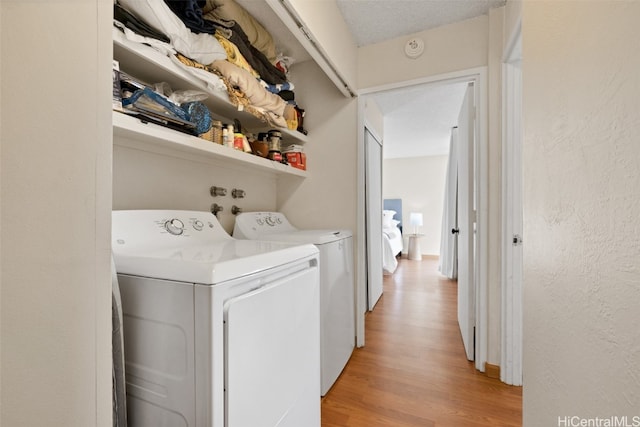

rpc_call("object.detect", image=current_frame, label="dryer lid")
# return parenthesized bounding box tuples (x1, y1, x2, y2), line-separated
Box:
(233, 211, 352, 244)
(243, 230, 352, 245)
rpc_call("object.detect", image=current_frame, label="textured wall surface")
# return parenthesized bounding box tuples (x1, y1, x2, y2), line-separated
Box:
(112, 144, 279, 235)
(523, 2, 640, 424)
(1, 1, 113, 425)
(277, 60, 358, 234)
(357, 15, 488, 90)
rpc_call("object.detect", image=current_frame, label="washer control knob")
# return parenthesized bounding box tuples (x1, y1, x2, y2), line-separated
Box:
(265, 216, 275, 226)
(256, 218, 264, 226)
(193, 220, 204, 231)
(276, 217, 282, 224)
(165, 218, 185, 235)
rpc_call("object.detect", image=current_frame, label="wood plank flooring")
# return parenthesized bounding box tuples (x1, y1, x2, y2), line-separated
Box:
(321, 257, 522, 426)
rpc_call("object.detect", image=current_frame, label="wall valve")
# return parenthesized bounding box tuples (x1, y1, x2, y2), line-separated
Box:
(232, 188, 246, 199)
(210, 186, 227, 197)
(210, 203, 223, 216)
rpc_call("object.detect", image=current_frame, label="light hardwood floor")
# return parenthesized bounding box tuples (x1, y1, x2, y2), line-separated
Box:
(321, 257, 522, 427)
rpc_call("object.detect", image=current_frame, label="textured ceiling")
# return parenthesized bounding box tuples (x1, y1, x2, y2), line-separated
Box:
(371, 82, 469, 159)
(336, 0, 505, 159)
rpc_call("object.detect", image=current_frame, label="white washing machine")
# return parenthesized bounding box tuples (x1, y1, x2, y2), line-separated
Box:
(111, 210, 321, 427)
(233, 212, 355, 396)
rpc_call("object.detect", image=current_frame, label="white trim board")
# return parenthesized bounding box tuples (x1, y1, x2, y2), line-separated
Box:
(501, 19, 523, 387)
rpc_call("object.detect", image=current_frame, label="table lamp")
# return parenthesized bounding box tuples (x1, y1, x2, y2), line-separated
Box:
(409, 212, 423, 235)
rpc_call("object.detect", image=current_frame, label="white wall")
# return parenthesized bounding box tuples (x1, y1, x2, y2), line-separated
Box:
(487, 5, 505, 370)
(383, 155, 448, 256)
(113, 144, 279, 234)
(522, 1, 640, 424)
(364, 97, 384, 140)
(504, 0, 522, 46)
(277, 60, 358, 234)
(0, 1, 112, 425)
(357, 15, 489, 89)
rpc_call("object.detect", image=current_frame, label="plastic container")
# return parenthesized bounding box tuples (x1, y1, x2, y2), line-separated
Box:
(267, 130, 282, 161)
(233, 133, 244, 151)
(211, 120, 223, 144)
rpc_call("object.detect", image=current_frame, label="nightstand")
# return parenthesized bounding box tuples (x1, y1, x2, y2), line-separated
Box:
(407, 234, 424, 260)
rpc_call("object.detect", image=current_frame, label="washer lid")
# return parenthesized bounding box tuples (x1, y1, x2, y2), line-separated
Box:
(112, 239, 318, 284)
(112, 210, 318, 284)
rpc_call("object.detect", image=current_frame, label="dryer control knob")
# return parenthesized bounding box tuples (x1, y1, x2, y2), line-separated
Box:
(193, 220, 204, 231)
(265, 216, 275, 226)
(165, 218, 185, 235)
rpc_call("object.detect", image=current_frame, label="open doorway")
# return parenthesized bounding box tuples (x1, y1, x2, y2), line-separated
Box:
(356, 68, 489, 373)
(375, 81, 469, 268)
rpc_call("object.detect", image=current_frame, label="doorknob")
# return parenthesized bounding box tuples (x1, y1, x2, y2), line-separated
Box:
(451, 228, 460, 235)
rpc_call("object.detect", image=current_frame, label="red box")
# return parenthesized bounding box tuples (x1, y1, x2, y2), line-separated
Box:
(285, 152, 306, 170)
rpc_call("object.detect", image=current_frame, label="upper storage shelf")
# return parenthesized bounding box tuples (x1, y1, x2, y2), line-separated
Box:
(114, 111, 307, 178)
(113, 27, 309, 145)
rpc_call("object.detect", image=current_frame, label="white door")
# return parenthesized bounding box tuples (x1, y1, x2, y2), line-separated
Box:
(457, 84, 476, 361)
(225, 266, 321, 427)
(365, 128, 383, 310)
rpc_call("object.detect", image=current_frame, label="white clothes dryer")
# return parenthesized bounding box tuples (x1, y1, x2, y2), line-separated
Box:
(112, 210, 321, 427)
(233, 212, 355, 396)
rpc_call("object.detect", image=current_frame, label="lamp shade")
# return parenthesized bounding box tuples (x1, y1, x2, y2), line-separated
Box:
(409, 212, 423, 227)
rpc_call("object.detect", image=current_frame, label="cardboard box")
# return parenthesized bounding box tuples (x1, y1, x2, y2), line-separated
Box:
(285, 152, 306, 170)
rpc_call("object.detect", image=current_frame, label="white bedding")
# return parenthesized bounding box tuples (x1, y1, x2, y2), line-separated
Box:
(383, 225, 403, 274)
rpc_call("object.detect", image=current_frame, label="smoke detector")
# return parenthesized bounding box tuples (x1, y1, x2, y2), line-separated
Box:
(404, 37, 425, 59)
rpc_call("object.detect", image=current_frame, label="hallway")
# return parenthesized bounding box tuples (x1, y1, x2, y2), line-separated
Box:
(321, 257, 522, 426)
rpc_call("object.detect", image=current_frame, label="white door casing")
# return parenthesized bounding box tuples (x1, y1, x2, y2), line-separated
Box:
(457, 83, 476, 362)
(501, 20, 523, 386)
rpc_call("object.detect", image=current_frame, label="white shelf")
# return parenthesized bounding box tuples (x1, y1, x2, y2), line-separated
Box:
(113, 111, 307, 178)
(113, 27, 309, 145)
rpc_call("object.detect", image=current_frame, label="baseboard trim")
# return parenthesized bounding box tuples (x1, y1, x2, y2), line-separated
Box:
(401, 254, 439, 260)
(484, 363, 500, 379)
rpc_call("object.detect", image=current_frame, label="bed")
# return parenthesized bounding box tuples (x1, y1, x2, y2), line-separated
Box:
(382, 199, 404, 274)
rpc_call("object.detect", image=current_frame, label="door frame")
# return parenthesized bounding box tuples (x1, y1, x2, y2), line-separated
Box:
(356, 67, 489, 373)
(501, 19, 523, 386)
